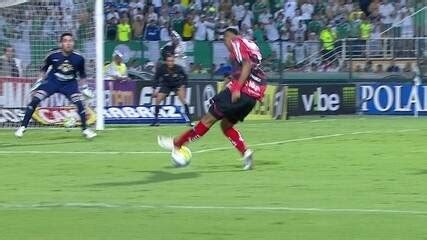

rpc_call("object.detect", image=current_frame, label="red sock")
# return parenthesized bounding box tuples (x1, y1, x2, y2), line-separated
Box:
(223, 127, 247, 155)
(174, 122, 209, 147)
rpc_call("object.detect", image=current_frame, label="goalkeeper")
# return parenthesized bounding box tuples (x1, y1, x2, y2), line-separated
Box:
(15, 33, 97, 139)
(151, 54, 190, 126)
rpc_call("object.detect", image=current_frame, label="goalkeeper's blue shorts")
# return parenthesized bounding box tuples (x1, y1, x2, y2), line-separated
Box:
(33, 77, 82, 103)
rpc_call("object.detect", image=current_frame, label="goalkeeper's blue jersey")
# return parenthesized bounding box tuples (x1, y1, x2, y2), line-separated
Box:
(41, 50, 86, 82)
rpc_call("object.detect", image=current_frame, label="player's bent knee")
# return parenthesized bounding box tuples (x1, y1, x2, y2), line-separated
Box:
(220, 119, 234, 133)
(33, 90, 48, 102)
(27, 96, 42, 108)
(200, 113, 218, 127)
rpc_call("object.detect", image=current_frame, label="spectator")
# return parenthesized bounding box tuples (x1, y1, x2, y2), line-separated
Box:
(379, 0, 395, 27)
(182, 16, 195, 41)
(190, 0, 203, 11)
(360, 14, 373, 56)
(387, 59, 400, 72)
(368, 20, 382, 56)
(116, 16, 132, 42)
(325, 60, 340, 72)
(301, 0, 314, 21)
(349, 4, 364, 21)
(351, 14, 363, 39)
(336, 21, 351, 39)
(241, 3, 254, 28)
(144, 20, 161, 41)
(146, 6, 159, 23)
(307, 14, 323, 35)
(292, 20, 307, 42)
(153, 0, 162, 14)
(264, 16, 280, 41)
(284, 0, 297, 19)
(313, 0, 326, 16)
(284, 45, 295, 67)
(172, 11, 185, 35)
(319, 24, 337, 61)
(375, 64, 384, 73)
(291, 8, 304, 28)
(132, 15, 144, 39)
(218, 0, 232, 18)
(363, 60, 374, 72)
(306, 32, 320, 55)
(132, 7, 144, 21)
(253, 0, 268, 22)
(340, 61, 350, 72)
(106, 7, 120, 23)
(355, 64, 362, 72)
(205, 16, 216, 41)
(232, 0, 245, 24)
(0, 47, 22, 77)
(294, 41, 306, 64)
(403, 62, 413, 73)
(252, 23, 265, 42)
(104, 50, 128, 81)
(160, 23, 172, 41)
(194, 15, 208, 41)
(216, 20, 228, 40)
(229, 19, 240, 32)
(258, 9, 272, 25)
(306, 62, 319, 72)
(326, 0, 340, 20)
(214, 63, 232, 76)
(241, 23, 254, 40)
(344, 0, 354, 14)
(106, 16, 119, 40)
(159, 9, 170, 26)
(400, 10, 414, 37)
(280, 23, 291, 41)
(172, 0, 184, 13)
(128, 0, 143, 11)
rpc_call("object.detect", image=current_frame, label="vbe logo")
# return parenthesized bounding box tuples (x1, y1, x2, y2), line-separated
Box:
(301, 87, 340, 112)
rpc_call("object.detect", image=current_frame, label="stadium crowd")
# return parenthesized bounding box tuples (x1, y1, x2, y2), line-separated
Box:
(104, 0, 423, 74)
(105, 0, 420, 42)
(0, 0, 424, 77)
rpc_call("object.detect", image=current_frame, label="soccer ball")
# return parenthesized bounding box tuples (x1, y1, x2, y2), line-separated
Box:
(171, 146, 192, 167)
(63, 116, 77, 128)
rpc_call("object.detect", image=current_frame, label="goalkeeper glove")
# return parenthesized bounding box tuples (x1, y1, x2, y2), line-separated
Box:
(81, 84, 95, 99)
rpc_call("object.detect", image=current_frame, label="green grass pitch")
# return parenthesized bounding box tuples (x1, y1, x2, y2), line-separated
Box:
(0, 116, 427, 240)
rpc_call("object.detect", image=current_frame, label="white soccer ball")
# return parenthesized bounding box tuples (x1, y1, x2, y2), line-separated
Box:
(63, 116, 77, 128)
(171, 146, 192, 167)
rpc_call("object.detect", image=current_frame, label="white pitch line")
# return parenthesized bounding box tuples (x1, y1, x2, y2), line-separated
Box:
(0, 203, 426, 215)
(0, 150, 167, 154)
(193, 133, 345, 154)
(0, 129, 422, 155)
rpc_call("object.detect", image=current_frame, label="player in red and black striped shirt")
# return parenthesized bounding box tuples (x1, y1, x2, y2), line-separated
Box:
(158, 28, 266, 170)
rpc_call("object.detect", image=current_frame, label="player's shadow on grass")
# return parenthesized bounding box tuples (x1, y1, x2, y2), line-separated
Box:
(90, 171, 200, 187)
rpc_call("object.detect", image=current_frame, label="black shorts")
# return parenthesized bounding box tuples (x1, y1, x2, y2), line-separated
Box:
(209, 88, 257, 124)
(159, 84, 184, 94)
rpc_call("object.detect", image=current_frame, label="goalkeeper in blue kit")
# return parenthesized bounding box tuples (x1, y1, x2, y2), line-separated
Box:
(15, 33, 96, 139)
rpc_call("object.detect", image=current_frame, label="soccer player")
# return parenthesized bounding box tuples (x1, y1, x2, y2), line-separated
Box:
(15, 33, 97, 139)
(158, 28, 267, 170)
(151, 54, 191, 126)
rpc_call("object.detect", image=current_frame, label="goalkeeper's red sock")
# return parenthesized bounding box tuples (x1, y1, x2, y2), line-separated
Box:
(223, 127, 247, 156)
(174, 122, 209, 147)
